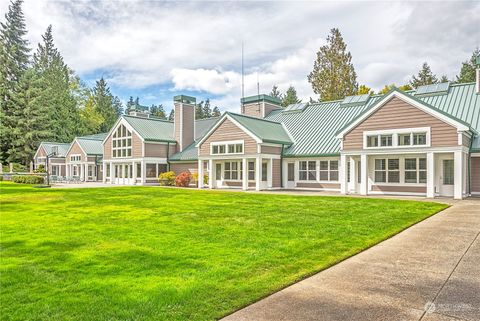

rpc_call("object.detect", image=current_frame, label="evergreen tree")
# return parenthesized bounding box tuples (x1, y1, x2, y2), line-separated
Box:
(281, 86, 301, 107)
(134, 97, 140, 108)
(212, 106, 221, 117)
(439, 75, 449, 83)
(308, 28, 358, 101)
(398, 84, 413, 91)
(195, 101, 204, 119)
(455, 49, 479, 83)
(378, 84, 395, 95)
(202, 99, 212, 118)
(92, 77, 122, 132)
(357, 84, 373, 95)
(269, 85, 282, 99)
(168, 109, 174, 121)
(79, 94, 103, 135)
(126, 96, 135, 113)
(150, 104, 166, 119)
(0, 0, 30, 163)
(410, 62, 438, 88)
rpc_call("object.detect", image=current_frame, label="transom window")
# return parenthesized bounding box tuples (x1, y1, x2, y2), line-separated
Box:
(70, 155, 81, 162)
(365, 128, 429, 149)
(211, 141, 244, 155)
(112, 124, 132, 158)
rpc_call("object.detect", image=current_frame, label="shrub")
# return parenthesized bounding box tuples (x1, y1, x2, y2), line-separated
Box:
(158, 171, 176, 186)
(3, 163, 27, 173)
(12, 175, 45, 184)
(34, 164, 46, 173)
(192, 172, 208, 185)
(175, 171, 192, 187)
(0, 175, 3, 181)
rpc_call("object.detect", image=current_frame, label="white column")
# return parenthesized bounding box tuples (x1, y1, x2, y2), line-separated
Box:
(255, 156, 261, 191)
(349, 157, 356, 192)
(242, 158, 248, 191)
(197, 159, 203, 189)
(282, 160, 288, 188)
(80, 164, 84, 181)
(66, 164, 70, 178)
(208, 159, 213, 189)
(426, 152, 435, 198)
(340, 154, 348, 194)
(454, 151, 464, 199)
(141, 161, 146, 185)
(267, 158, 273, 189)
(132, 161, 136, 185)
(102, 162, 106, 183)
(110, 162, 115, 184)
(360, 154, 368, 196)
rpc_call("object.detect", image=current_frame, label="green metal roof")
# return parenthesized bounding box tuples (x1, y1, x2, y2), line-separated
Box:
(78, 133, 108, 141)
(195, 117, 219, 140)
(169, 141, 198, 162)
(174, 95, 196, 104)
(266, 82, 480, 156)
(122, 115, 176, 143)
(227, 112, 293, 145)
(240, 94, 282, 105)
(39, 142, 71, 157)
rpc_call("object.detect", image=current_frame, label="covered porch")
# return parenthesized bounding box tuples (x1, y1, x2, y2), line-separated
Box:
(198, 156, 279, 191)
(339, 150, 468, 199)
(102, 159, 168, 185)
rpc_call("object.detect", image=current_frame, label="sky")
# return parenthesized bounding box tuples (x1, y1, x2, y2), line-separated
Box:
(1, 0, 479, 113)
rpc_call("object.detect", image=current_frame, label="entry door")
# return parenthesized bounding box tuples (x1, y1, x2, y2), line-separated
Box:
(114, 164, 123, 184)
(215, 163, 222, 187)
(286, 162, 295, 189)
(439, 159, 454, 196)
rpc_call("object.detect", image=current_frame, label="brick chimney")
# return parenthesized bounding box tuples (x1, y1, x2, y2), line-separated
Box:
(174, 95, 196, 152)
(240, 94, 282, 118)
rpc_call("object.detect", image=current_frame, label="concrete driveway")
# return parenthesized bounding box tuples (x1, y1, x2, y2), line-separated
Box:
(222, 199, 480, 321)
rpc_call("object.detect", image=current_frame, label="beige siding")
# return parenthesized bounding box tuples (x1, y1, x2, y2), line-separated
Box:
(103, 135, 112, 160)
(242, 102, 262, 118)
(471, 157, 480, 193)
(199, 118, 258, 156)
(371, 185, 426, 193)
(272, 159, 281, 187)
(36, 146, 46, 158)
(144, 143, 174, 158)
(343, 97, 458, 150)
(462, 134, 471, 148)
(174, 103, 195, 151)
(261, 146, 282, 154)
(50, 158, 66, 164)
(66, 141, 86, 162)
(170, 162, 197, 175)
(132, 132, 142, 158)
(264, 102, 281, 116)
(296, 182, 340, 189)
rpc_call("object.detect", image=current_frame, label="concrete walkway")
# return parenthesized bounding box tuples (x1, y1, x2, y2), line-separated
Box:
(222, 199, 480, 321)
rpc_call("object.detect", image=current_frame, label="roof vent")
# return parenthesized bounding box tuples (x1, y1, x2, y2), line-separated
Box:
(283, 102, 308, 113)
(340, 94, 370, 106)
(415, 82, 450, 96)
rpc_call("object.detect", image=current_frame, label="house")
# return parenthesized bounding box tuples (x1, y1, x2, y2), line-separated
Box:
(33, 142, 71, 175)
(65, 133, 107, 181)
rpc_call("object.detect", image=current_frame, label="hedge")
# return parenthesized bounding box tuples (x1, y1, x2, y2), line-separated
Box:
(12, 175, 45, 184)
(158, 171, 176, 186)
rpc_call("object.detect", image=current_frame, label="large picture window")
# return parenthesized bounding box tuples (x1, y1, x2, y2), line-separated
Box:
(112, 124, 132, 158)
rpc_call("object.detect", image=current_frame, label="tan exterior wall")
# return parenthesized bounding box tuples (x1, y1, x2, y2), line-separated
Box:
(261, 145, 282, 154)
(199, 118, 258, 156)
(462, 134, 471, 148)
(50, 158, 66, 164)
(170, 162, 197, 174)
(36, 146, 46, 158)
(144, 143, 175, 158)
(66, 141, 86, 162)
(343, 97, 458, 150)
(471, 157, 480, 193)
(103, 135, 112, 160)
(371, 185, 427, 193)
(132, 132, 142, 158)
(272, 159, 281, 187)
(242, 102, 262, 118)
(264, 102, 281, 116)
(174, 103, 195, 151)
(296, 182, 340, 189)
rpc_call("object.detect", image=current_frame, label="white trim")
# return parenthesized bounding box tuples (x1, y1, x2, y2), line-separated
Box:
(102, 116, 145, 145)
(103, 157, 168, 163)
(210, 140, 245, 156)
(341, 145, 467, 155)
(199, 153, 281, 160)
(33, 145, 46, 160)
(362, 127, 431, 149)
(369, 191, 426, 196)
(336, 90, 470, 139)
(281, 123, 295, 143)
(65, 139, 88, 159)
(195, 114, 262, 148)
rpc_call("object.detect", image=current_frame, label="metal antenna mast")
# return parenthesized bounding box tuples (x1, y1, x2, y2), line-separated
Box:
(241, 42, 245, 100)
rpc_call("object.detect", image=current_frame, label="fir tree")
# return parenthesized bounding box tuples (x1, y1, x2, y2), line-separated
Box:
(202, 99, 212, 118)
(150, 104, 166, 119)
(212, 106, 221, 117)
(269, 85, 282, 99)
(281, 86, 301, 107)
(195, 101, 204, 119)
(168, 109, 174, 121)
(455, 49, 479, 83)
(92, 78, 122, 132)
(126, 96, 135, 113)
(410, 62, 438, 88)
(0, 0, 30, 163)
(357, 85, 373, 95)
(308, 28, 358, 101)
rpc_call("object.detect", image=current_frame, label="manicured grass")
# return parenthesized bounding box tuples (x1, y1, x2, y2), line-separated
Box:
(0, 182, 447, 321)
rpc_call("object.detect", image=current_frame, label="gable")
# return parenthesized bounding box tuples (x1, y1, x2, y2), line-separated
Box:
(66, 140, 87, 161)
(343, 96, 459, 150)
(34, 145, 47, 159)
(198, 118, 258, 156)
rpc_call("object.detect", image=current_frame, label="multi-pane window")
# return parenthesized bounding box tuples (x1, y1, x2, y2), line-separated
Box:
(224, 161, 241, 180)
(405, 158, 427, 183)
(380, 135, 393, 147)
(146, 164, 156, 178)
(248, 161, 255, 180)
(366, 130, 428, 148)
(211, 142, 243, 155)
(375, 158, 399, 183)
(398, 134, 411, 146)
(262, 163, 267, 181)
(319, 161, 329, 180)
(330, 161, 339, 181)
(367, 135, 379, 147)
(70, 155, 81, 162)
(413, 133, 427, 145)
(106, 164, 110, 177)
(319, 160, 338, 181)
(299, 161, 316, 181)
(112, 124, 132, 158)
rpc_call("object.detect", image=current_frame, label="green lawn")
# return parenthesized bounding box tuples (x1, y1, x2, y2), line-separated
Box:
(0, 182, 447, 321)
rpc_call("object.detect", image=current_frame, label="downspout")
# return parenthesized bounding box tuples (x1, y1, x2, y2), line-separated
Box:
(166, 142, 171, 171)
(280, 144, 284, 188)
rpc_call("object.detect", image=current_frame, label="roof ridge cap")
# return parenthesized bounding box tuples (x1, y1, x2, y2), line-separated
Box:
(227, 111, 283, 125)
(123, 115, 173, 123)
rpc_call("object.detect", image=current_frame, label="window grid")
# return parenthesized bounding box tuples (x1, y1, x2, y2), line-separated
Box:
(112, 124, 132, 158)
(211, 142, 243, 155)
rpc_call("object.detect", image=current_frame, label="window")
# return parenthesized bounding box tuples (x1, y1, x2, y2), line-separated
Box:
(146, 164, 156, 178)
(413, 132, 427, 145)
(287, 163, 294, 181)
(443, 159, 454, 185)
(367, 135, 379, 147)
(216, 163, 222, 180)
(223, 161, 242, 180)
(88, 165, 93, 177)
(112, 124, 132, 158)
(375, 158, 399, 183)
(380, 135, 393, 147)
(299, 161, 316, 181)
(319, 161, 328, 180)
(375, 159, 386, 183)
(387, 159, 399, 183)
(211, 142, 244, 155)
(347, 162, 350, 183)
(330, 160, 339, 181)
(73, 166, 78, 176)
(405, 158, 427, 183)
(398, 134, 411, 146)
(70, 155, 81, 162)
(248, 161, 255, 180)
(158, 164, 167, 175)
(136, 163, 141, 178)
(106, 164, 110, 177)
(262, 163, 267, 181)
(52, 166, 59, 176)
